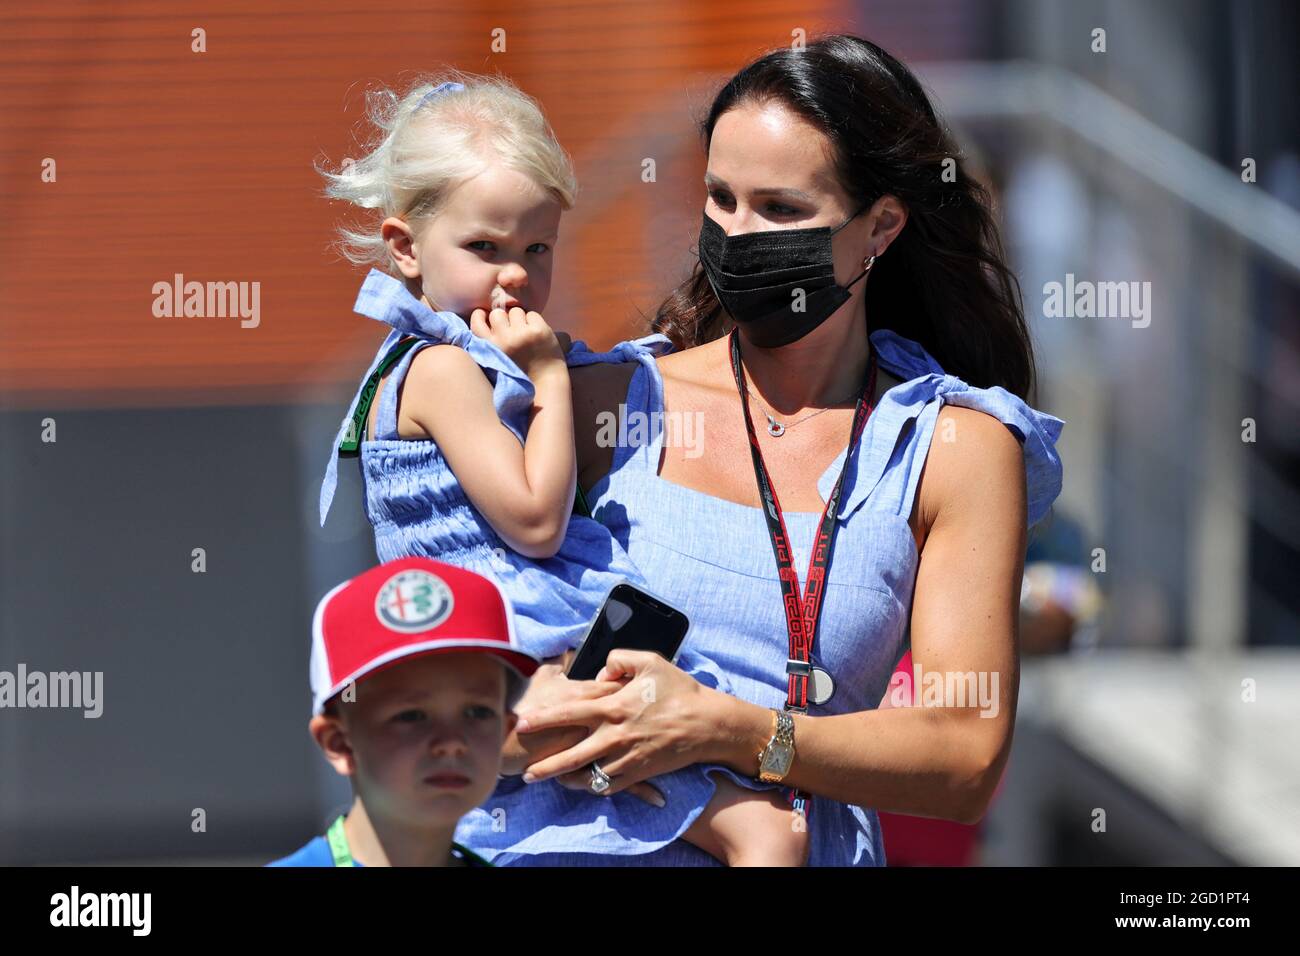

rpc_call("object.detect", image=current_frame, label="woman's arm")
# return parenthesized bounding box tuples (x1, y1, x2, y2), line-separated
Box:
(568, 360, 637, 492)
(372, 318, 575, 559)
(516, 405, 1025, 825)
(710, 405, 1025, 822)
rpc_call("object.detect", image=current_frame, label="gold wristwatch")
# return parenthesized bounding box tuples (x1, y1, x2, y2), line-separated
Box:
(756, 709, 796, 783)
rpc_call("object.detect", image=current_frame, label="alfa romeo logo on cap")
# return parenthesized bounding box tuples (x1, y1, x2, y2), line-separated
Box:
(375, 569, 454, 633)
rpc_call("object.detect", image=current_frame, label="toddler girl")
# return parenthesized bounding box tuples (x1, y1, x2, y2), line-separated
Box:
(315, 73, 805, 866)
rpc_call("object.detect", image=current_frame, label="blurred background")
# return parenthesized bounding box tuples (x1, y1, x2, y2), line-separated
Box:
(1, 0, 1296, 865)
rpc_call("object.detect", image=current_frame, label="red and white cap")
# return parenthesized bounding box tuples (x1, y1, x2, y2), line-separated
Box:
(310, 556, 540, 716)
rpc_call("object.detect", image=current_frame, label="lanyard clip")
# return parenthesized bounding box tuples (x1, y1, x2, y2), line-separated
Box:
(785, 660, 811, 715)
(786, 659, 835, 707)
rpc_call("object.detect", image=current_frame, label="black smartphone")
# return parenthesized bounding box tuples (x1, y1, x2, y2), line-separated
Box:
(565, 582, 691, 682)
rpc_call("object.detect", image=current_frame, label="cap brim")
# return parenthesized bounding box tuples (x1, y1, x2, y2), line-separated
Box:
(315, 641, 539, 715)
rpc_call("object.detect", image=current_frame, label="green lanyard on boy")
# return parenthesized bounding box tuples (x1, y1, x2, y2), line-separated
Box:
(325, 815, 494, 868)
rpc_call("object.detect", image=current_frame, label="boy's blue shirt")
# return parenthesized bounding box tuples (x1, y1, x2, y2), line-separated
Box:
(266, 830, 495, 867)
(267, 836, 337, 867)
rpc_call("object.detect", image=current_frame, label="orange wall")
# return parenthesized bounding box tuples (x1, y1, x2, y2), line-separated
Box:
(0, 0, 846, 409)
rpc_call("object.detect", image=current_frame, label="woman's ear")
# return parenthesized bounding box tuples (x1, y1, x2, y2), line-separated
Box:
(866, 195, 908, 256)
(381, 216, 421, 280)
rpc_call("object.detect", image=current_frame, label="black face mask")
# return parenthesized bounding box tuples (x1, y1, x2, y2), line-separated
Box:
(697, 208, 871, 348)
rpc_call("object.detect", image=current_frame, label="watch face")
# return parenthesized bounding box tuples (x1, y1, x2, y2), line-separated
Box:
(763, 742, 793, 777)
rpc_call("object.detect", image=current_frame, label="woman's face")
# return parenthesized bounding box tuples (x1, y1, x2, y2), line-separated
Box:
(704, 100, 870, 290)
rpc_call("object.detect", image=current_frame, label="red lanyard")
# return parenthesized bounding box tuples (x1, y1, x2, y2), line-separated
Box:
(727, 328, 878, 818)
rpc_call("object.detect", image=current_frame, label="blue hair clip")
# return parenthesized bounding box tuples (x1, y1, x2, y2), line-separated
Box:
(417, 81, 465, 109)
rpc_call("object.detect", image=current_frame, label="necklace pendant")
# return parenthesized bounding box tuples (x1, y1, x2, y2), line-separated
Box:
(766, 416, 785, 437)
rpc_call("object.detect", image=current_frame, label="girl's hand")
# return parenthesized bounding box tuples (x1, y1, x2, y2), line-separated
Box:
(469, 306, 566, 379)
(514, 649, 724, 800)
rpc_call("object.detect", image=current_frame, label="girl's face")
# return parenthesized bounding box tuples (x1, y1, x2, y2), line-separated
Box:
(385, 162, 562, 318)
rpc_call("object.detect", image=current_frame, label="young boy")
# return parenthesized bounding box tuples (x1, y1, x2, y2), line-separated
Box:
(268, 556, 539, 867)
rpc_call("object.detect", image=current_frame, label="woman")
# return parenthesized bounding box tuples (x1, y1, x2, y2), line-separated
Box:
(451, 33, 1065, 865)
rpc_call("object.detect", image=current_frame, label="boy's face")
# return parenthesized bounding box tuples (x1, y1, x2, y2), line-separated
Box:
(314, 653, 517, 829)
(383, 162, 563, 319)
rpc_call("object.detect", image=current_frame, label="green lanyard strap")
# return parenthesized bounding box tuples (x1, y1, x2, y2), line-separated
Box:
(326, 815, 355, 867)
(339, 337, 421, 457)
(573, 482, 593, 519)
(324, 815, 494, 867)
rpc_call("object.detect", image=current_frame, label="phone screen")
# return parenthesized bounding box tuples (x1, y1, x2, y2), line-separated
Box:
(566, 584, 690, 682)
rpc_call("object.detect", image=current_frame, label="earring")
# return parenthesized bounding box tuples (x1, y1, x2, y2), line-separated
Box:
(863, 253, 877, 272)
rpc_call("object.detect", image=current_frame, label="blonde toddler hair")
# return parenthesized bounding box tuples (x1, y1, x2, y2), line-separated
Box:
(317, 70, 578, 274)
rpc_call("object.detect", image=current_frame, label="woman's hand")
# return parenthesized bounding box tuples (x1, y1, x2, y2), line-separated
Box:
(514, 649, 728, 800)
(503, 650, 671, 807)
(500, 650, 609, 775)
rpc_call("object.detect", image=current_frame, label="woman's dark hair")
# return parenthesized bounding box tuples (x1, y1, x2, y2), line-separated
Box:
(652, 34, 1037, 401)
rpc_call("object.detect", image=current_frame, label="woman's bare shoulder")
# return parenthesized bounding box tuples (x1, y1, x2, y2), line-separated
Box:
(657, 337, 728, 390)
(913, 403, 1026, 552)
(570, 339, 720, 485)
(570, 358, 637, 487)
(569, 337, 719, 404)
(569, 357, 637, 413)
